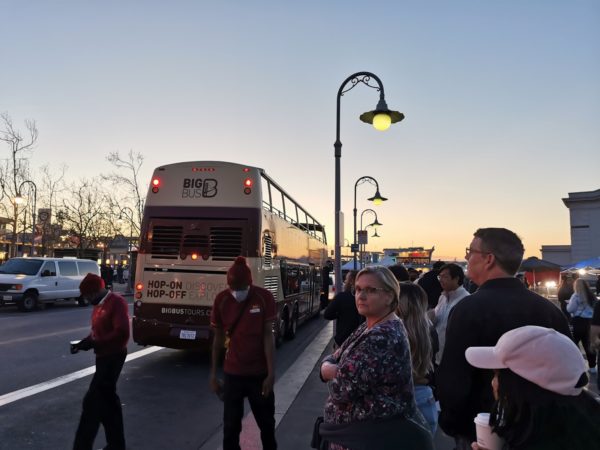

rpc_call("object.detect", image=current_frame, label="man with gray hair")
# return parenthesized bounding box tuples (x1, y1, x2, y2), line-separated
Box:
(436, 228, 571, 450)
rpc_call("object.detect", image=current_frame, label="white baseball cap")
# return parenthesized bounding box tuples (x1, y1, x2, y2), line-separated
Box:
(465, 325, 586, 396)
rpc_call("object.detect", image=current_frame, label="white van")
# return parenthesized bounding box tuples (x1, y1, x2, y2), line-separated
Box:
(0, 257, 101, 312)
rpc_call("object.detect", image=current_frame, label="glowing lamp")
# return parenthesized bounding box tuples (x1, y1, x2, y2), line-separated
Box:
(359, 98, 404, 131)
(372, 113, 392, 131)
(244, 178, 253, 187)
(136, 283, 143, 291)
(191, 253, 199, 260)
(368, 189, 388, 206)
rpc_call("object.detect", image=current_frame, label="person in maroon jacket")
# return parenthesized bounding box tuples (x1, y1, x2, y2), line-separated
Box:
(72, 273, 130, 450)
(209, 256, 277, 450)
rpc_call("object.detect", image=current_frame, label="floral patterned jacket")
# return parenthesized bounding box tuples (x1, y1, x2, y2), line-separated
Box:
(322, 318, 419, 426)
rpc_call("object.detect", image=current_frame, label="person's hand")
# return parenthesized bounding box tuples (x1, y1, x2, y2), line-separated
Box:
(262, 374, 274, 397)
(320, 362, 338, 381)
(209, 374, 221, 394)
(471, 442, 490, 450)
(77, 336, 94, 351)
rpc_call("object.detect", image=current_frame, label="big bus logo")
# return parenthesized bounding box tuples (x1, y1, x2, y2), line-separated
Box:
(182, 178, 218, 198)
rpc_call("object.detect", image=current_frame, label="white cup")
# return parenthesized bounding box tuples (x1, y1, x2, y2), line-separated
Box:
(474, 413, 504, 450)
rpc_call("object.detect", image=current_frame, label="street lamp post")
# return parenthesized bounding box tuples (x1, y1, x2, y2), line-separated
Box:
(353, 176, 387, 270)
(333, 72, 404, 294)
(14, 180, 37, 257)
(359, 208, 382, 268)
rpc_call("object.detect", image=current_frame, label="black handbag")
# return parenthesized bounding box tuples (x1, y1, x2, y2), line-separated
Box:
(310, 416, 328, 449)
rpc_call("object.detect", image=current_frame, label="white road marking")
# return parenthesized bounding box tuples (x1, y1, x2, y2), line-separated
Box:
(0, 326, 90, 346)
(0, 346, 163, 408)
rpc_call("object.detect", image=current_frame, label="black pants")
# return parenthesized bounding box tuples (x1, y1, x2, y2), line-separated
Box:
(73, 351, 127, 450)
(572, 316, 596, 368)
(223, 373, 277, 450)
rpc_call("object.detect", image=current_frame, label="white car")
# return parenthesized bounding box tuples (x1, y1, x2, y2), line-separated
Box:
(0, 257, 101, 312)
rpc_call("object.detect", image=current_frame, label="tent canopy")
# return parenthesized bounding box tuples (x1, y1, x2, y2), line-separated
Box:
(519, 256, 561, 272)
(562, 256, 600, 270)
(341, 260, 363, 271)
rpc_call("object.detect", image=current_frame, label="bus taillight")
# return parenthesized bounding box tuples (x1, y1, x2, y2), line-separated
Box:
(151, 177, 161, 193)
(136, 282, 143, 291)
(191, 253, 199, 260)
(244, 178, 253, 195)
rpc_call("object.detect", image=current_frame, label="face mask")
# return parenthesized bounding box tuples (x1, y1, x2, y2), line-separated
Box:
(231, 288, 249, 302)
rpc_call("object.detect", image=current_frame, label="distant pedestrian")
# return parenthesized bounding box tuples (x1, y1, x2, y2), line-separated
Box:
(557, 274, 575, 318)
(209, 256, 277, 450)
(320, 264, 332, 310)
(428, 263, 469, 365)
(467, 326, 600, 450)
(436, 228, 571, 450)
(323, 270, 364, 347)
(408, 268, 420, 283)
(317, 266, 433, 450)
(396, 282, 438, 434)
(388, 264, 409, 282)
(567, 278, 597, 373)
(416, 261, 444, 308)
(72, 273, 130, 450)
(117, 265, 124, 284)
(100, 264, 114, 290)
(590, 300, 600, 389)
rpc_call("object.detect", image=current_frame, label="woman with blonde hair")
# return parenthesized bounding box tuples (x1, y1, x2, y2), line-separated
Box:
(567, 278, 597, 372)
(397, 282, 438, 434)
(316, 266, 433, 450)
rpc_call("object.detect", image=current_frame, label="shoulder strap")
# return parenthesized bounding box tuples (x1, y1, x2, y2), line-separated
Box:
(227, 297, 251, 338)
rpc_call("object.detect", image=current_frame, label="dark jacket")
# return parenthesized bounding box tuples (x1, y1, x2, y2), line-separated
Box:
(436, 277, 571, 440)
(417, 271, 442, 309)
(323, 291, 364, 346)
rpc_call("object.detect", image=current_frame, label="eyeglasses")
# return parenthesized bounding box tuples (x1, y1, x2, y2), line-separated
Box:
(437, 274, 451, 281)
(465, 247, 491, 259)
(353, 286, 388, 297)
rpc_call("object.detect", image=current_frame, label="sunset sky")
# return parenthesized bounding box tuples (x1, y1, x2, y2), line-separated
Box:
(2, 1, 599, 260)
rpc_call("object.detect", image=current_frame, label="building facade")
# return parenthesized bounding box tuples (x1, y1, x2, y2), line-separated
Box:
(541, 188, 600, 265)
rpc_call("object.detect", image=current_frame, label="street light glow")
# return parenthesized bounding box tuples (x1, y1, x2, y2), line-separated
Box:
(372, 113, 392, 131)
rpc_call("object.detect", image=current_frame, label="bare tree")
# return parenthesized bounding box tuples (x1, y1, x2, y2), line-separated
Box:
(37, 164, 67, 255)
(0, 113, 38, 257)
(60, 178, 111, 258)
(103, 149, 145, 235)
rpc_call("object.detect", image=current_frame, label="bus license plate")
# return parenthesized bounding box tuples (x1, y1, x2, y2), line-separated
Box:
(179, 330, 197, 340)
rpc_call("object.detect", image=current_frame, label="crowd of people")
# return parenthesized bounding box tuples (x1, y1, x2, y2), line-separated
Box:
(69, 228, 600, 450)
(318, 227, 600, 450)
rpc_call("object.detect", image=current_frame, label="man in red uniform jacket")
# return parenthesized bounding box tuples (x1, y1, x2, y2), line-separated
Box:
(72, 273, 130, 450)
(209, 256, 277, 450)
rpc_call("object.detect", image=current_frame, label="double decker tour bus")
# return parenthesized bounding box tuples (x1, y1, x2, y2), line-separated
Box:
(132, 161, 329, 349)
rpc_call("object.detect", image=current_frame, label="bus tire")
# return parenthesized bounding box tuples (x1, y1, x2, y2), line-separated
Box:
(274, 315, 284, 348)
(285, 307, 298, 340)
(18, 292, 38, 312)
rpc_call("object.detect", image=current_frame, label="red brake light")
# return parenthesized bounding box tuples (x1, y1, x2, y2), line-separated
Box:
(243, 167, 250, 172)
(152, 178, 160, 187)
(136, 283, 143, 291)
(244, 178, 253, 187)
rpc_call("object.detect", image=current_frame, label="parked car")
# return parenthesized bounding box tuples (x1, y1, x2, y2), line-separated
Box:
(0, 257, 101, 312)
